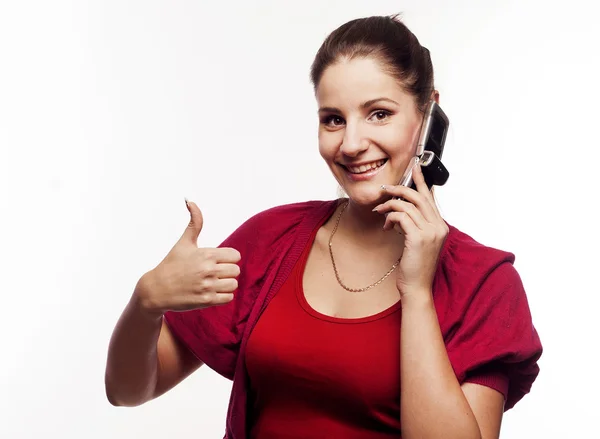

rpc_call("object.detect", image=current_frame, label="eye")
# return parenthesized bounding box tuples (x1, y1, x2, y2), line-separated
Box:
(368, 110, 392, 122)
(321, 115, 346, 127)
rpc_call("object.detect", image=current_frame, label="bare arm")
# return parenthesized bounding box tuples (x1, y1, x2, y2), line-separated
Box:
(376, 165, 505, 438)
(104, 277, 202, 407)
(104, 200, 239, 406)
(400, 293, 504, 439)
(462, 383, 505, 439)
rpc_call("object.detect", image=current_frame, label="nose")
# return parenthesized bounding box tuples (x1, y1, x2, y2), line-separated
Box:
(340, 121, 368, 157)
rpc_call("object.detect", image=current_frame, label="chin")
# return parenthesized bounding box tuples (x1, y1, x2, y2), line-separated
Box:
(342, 185, 391, 208)
(335, 165, 397, 207)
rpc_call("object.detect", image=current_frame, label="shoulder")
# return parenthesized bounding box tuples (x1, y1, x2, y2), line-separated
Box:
(220, 199, 340, 250)
(437, 222, 521, 301)
(248, 199, 338, 228)
(440, 224, 542, 410)
(444, 223, 516, 266)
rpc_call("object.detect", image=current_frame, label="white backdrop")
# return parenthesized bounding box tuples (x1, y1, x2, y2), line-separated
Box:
(1, 0, 599, 437)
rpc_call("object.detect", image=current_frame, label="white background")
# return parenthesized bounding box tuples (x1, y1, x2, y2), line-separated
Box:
(1, 0, 598, 437)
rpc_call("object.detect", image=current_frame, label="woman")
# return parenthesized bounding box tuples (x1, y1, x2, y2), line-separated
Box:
(105, 15, 542, 439)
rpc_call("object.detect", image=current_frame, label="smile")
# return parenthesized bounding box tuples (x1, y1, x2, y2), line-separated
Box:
(341, 159, 388, 181)
(344, 159, 387, 174)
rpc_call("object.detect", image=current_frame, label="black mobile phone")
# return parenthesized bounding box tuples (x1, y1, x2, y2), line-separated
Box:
(398, 100, 450, 190)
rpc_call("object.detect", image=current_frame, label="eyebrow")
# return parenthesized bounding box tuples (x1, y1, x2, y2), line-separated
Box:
(318, 97, 400, 113)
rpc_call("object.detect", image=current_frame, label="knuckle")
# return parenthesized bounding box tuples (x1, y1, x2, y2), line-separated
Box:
(197, 260, 214, 275)
(201, 248, 216, 261)
(195, 293, 214, 305)
(196, 277, 214, 292)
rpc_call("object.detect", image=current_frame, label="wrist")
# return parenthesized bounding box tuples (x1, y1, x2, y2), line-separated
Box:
(399, 288, 434, 310)
(132, 272, 165, 322)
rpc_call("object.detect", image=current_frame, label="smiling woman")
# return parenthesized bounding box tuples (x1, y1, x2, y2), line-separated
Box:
(105, 13, 543, 439)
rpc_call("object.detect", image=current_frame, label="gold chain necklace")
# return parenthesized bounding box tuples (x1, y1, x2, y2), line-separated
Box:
(328, 202, 402, 293)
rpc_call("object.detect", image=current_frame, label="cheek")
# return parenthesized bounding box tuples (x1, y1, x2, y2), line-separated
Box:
(318, 131, 341, 161)
(318, 143, 328, 162)
(382, 123, 420, 158)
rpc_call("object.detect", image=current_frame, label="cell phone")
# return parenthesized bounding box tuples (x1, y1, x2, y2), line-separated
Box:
(398, 100, 450, 190)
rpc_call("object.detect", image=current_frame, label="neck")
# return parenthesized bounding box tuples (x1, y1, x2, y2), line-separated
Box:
(338, 198, 404, 248)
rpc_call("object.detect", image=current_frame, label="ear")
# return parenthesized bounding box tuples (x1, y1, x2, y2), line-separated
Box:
(431, 89, 440, 104)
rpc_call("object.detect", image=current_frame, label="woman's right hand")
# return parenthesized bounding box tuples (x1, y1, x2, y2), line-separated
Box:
(134, 199, 241, 318)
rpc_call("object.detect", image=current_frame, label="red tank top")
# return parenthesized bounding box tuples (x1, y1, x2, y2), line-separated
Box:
(245, 226, 403, 438)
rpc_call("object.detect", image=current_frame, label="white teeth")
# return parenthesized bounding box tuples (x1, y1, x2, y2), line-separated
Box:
(347, 159, 386, 174)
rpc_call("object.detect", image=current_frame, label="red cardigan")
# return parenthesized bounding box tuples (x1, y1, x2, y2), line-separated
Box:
(164, 199, 542, 439)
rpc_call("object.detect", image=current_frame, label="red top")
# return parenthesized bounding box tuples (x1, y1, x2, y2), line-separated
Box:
(244, 223, 405, 438)
(164, 200, 542, 439)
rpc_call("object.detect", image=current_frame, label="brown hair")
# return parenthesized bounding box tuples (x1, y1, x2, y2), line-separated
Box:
(310, 14, 434, 112)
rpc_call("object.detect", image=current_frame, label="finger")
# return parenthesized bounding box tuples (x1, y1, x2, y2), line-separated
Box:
(192, 292, 235, 308)
(383, 211, 419, 235)
(411, 163, 429, 195)
(204, 247, 242, 264)
(213, 263, 241, 279)
(374, 199, 428, 230)
(210, 293, 235, 306)
(180, 199, 204, 245)
(380, 185, 438, 223)
(412, 163, 438, 211)
(381, 184, 420, 204)
(212, 277, 239, 294)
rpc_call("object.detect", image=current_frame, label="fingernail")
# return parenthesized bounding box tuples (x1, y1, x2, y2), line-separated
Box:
(185, 197, 190, 210)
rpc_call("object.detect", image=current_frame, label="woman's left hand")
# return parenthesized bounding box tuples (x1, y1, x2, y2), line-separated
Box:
(373, 163, 449, 304)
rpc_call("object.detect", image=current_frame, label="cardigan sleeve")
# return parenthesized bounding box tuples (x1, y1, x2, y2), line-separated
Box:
(162, 213, 264, 381)
(445, 261, 543, 410)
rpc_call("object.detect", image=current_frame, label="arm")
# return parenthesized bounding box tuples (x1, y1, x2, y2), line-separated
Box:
(104, 277, 202, 407)
(400, 293, 504, 439)
(105, 199, 242, 406)
(376, 164, 510, 438)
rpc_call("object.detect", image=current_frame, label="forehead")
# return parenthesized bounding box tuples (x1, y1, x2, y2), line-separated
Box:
(316, 57, 410, 107)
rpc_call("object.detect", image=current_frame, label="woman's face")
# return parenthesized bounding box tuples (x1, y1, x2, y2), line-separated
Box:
(316, 57, 424, 207)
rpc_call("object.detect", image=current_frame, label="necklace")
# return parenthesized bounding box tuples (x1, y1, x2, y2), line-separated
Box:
(328, 201, 402, 293)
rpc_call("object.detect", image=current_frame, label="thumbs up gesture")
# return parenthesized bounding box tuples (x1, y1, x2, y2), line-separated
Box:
(135, 199, 241, 317)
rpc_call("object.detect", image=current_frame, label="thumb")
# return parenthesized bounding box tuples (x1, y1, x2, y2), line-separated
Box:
(181, 198, 204, 244)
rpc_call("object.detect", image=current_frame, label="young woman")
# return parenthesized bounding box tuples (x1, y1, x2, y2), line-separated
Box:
(105, 15, 542, 439)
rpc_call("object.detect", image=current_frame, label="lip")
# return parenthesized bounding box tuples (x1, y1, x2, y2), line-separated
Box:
(340, 159, 388, 182)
